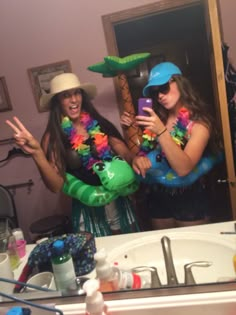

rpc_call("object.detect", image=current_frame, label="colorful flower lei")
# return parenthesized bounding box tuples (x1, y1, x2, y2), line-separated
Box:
(138, 107, 191, 156)
(61, 112, 112, 169)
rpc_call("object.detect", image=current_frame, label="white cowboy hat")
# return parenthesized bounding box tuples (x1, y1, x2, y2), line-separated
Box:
(40, 73, 97, 110)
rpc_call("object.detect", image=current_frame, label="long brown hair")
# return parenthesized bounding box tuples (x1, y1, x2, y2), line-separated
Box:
(41, 89, 125, 178)
(151, 75, 223, 154)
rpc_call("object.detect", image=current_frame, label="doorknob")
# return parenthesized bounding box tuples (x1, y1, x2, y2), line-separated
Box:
(217, 179, 228, 183)
(217, 179, 236, 187)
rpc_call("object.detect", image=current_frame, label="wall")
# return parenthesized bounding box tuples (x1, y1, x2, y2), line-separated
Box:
(218, 0, 236, 61)
(0, 0, 235, 241)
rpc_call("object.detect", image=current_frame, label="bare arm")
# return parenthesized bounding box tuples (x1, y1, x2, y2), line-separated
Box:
(119, 111, 152, 178)
(5, 116, 64, 192)
(158, 122, 209, 176)
(109, 136, 135, 164)
(134, 107, 210, 177)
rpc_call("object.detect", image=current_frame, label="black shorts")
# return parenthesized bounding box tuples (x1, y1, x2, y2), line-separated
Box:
(147, 181, 210, 221)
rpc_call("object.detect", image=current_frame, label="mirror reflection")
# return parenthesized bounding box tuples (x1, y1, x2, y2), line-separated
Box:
(0, 0, 236, 304)
(1, 221, 236, 302)
(107, 2, 234, 230)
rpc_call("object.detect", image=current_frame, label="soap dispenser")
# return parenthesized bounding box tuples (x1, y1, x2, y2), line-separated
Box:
(83, 278, 108, 315)
(94, 248, 119, 292)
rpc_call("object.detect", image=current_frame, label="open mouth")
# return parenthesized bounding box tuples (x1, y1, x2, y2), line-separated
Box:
(69, 105, 80, 114)
(69, 104, 79, 110)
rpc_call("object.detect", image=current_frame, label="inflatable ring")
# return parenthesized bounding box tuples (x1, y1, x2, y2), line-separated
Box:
(63, 172, 119, 206)
(137, 148, 224, 187)
(63, 156, 139, 207)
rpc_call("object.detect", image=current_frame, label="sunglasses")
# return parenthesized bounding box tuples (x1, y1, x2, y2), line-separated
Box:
(150, 79, 174, 97)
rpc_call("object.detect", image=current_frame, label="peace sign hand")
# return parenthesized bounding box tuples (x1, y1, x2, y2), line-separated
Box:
(5, 116, 41, 155)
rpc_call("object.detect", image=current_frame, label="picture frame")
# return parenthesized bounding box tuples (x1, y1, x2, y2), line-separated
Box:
(28, 60, 72, 112)
(0, 77, 12, 112)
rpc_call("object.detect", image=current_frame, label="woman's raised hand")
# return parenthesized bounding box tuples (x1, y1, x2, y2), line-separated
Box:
(5, 116, 41, 155)
(120, 111, 135, 129)
(132, 155, 152, 178)
(135, 107, 165, 135)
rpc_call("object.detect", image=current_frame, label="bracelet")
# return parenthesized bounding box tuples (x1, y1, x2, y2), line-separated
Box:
(157, 127, 167, 137)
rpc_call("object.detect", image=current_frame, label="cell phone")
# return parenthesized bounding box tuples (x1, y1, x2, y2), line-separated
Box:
(138, 98, 152, 116)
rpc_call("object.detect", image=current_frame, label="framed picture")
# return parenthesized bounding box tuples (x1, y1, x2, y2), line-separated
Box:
(28, 60, 72, 112)
(0, 77, 12, 112)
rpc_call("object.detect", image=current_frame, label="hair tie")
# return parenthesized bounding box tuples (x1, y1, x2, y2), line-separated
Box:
(157, 127, 167, 137)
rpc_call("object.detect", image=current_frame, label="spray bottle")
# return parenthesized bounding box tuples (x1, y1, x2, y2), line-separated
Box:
(83, 279, 108, 315)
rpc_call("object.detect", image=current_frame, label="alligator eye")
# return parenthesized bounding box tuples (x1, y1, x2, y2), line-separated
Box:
(114, 156, 123, 161)
(94, 162, 105, 171)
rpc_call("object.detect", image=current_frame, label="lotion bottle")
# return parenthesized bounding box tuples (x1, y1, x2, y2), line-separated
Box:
(94, 249, 151, 291)
(118, 269, 152, 289)
(94, 248, 119, 292)
(83, 278, 108, 315)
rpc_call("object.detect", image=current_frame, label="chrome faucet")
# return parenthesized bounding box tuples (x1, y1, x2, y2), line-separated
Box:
(130, 236, 213, 288)
(161, 236, 179, 286)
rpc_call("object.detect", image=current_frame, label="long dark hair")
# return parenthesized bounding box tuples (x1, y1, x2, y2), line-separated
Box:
(41, 89, 125, 178)
(151, 75, 223, 154)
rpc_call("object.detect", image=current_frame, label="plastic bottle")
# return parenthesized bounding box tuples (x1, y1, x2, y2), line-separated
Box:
(94, 249, 151, 291)
(7, 233, 20, 270)
(0, 220, 20, 270)
(51, 239, 77, 293)
(83, 278, 107, 315)
(94, 248, 119, 292)
(118, 269, 152, 289)
(12, 228, 24, 241)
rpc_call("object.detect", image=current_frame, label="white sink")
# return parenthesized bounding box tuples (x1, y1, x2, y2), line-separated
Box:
(55, 224, 236, 315)
(107, 232, 236, 285)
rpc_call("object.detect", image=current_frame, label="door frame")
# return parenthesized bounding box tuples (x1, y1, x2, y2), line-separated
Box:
(102, 0, 236, 218)
(204, 0, 236, 217)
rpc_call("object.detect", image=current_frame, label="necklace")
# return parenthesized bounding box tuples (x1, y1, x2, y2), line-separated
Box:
(61, 112, 112, 169)
(139, 107, 191, 156)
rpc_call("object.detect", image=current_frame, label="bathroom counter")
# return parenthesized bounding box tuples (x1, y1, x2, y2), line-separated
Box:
(14, 220, 236, 281)
(5, 220, 236, 315)
(57, 220, 236, 315)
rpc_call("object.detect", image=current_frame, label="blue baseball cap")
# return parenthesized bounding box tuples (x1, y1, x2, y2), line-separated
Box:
(143, 62, 182, 96)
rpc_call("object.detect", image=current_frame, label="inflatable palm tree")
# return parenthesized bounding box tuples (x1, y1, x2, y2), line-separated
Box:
(87, 53, 151, 154)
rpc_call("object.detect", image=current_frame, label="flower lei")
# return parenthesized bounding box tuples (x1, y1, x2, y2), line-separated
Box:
(61, 112, 112, 170)
(139, 107, 191, 156)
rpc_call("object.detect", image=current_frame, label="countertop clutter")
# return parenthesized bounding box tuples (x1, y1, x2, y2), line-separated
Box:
(58, 220, 236, 315)
(14, 220, 236, 282)
(1, 220, 236, 315)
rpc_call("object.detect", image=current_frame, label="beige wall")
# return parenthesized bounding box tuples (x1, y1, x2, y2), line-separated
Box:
(0, 0, 235, 241)
(218, 0, 236, 61)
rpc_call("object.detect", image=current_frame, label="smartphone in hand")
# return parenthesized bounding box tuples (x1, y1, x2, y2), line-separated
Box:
(138, 98, 152, 116)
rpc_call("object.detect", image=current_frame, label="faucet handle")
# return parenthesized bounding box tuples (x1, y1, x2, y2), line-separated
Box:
(184, 261, 212, 285)
(132, 266, 162, 288)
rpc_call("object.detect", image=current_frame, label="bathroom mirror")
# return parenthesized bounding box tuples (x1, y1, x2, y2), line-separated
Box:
(1, 0, 236, 304)
(1, 224, 236, 304)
